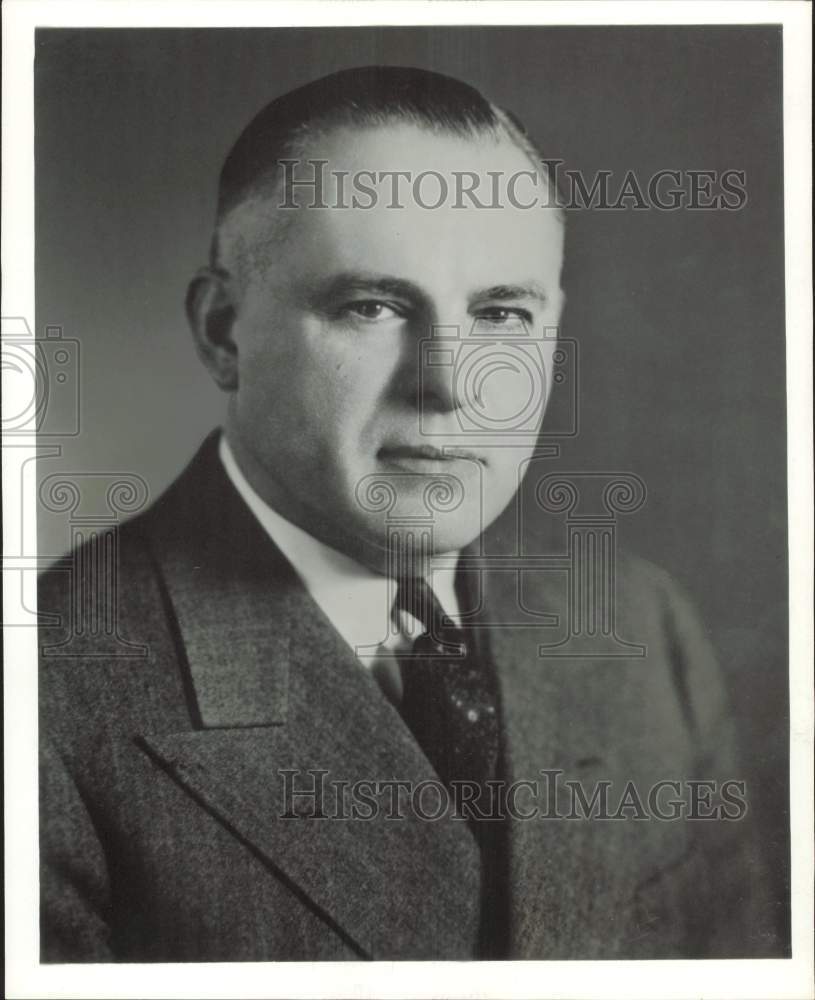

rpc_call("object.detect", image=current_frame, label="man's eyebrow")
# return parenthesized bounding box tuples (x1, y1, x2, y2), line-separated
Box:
(470, 283, 549, 305)
(315, 271, 426, 301)
(310, 272, 550, 307)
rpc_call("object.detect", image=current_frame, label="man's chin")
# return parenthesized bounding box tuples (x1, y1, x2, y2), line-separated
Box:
(314, 472, 494, 571)
(348, 505, 486, 571)
(354, 462, 483, 519)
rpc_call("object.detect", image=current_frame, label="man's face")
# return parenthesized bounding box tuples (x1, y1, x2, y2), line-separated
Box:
(224, 123, 564, 569)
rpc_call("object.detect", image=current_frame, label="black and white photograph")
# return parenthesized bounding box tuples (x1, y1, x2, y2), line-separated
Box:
(3, 3, 812, 998)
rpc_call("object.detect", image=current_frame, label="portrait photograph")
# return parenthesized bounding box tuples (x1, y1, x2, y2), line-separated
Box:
(3, 3, 812, 1000)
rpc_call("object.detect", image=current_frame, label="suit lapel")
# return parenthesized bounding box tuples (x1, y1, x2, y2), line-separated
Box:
(479, 556, 624, 958)
(482, 554, 690, 958)
(139, 437, 482, 958)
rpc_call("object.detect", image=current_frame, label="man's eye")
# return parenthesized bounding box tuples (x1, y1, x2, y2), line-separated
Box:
(475, 308, 533, 326)
(341, 301, 402, 321)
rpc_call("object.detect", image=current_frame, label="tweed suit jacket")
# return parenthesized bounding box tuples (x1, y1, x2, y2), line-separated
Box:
(38, 434, 779, 962)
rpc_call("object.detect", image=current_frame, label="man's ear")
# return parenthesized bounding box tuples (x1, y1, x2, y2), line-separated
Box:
(185, 268, 239, 391)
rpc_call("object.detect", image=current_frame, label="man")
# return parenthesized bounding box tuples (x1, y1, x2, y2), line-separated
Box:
(39, 66, 779, 962)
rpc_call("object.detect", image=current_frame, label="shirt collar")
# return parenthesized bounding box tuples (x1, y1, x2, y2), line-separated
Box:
(218, 434, 461, 656)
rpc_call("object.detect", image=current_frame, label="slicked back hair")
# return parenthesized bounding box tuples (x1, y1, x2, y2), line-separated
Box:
(212, 65, 560, 270)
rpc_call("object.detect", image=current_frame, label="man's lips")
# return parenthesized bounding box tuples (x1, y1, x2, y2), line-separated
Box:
(378, 444, 485, 465)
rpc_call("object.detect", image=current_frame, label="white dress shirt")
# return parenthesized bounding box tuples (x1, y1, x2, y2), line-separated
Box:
(218, 435, 461, 698)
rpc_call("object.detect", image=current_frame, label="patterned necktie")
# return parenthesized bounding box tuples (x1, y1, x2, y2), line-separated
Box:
(394, 576, 500, 800)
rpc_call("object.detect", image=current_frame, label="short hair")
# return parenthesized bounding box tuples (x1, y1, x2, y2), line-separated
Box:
(212, 65, 561, 270)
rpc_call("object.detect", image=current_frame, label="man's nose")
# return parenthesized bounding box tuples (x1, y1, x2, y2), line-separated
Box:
(415, 324, 465, 415)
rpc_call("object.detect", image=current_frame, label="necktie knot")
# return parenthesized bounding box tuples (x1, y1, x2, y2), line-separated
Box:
(395, 576, 445, 632)
(395, 577, 467, 657)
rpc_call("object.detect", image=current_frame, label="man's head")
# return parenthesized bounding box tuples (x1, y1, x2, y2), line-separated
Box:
(187, 66, 565, 573)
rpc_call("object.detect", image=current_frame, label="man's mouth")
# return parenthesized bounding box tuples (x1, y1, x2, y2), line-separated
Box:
(377, 444, 486, 467)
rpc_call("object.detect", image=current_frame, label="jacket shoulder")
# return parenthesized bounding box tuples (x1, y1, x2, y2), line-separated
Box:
(37, 475, 203, 753)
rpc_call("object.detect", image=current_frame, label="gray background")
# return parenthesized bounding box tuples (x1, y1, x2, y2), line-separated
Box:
(35, 26, 788, 937)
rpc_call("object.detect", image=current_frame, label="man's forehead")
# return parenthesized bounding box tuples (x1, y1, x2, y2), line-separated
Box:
(294, 119, 536, 174)
(224, 119, 564, 286)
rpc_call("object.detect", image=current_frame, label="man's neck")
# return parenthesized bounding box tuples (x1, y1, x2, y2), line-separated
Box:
(218, 432, 462, 651)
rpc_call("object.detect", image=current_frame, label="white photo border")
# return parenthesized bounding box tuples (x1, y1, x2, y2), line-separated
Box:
(3, 3, 812, 998)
